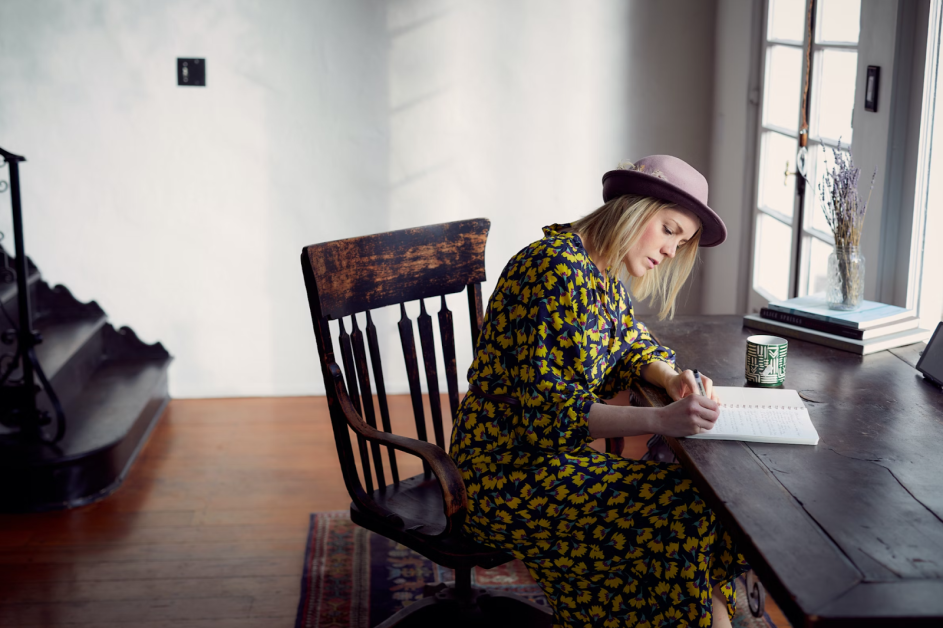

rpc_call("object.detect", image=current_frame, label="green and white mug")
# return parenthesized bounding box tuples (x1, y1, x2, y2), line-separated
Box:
(745, 335, 788, 387)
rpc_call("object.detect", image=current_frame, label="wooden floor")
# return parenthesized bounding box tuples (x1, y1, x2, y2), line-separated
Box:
(0, 396, 789, 627)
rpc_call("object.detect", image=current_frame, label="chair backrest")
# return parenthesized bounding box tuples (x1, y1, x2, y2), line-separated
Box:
(300, 219, 489, 505)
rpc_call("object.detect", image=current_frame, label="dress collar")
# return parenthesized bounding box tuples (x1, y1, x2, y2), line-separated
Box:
(542, 223, 612, 286)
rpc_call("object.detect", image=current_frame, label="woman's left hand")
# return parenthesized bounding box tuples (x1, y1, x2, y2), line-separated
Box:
(665, 369, 719, 402)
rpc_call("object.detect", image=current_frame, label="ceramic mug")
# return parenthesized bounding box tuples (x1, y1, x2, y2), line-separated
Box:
(745, 335, 788, 387)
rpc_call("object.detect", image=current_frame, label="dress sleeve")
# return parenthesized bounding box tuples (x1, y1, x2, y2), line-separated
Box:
(499, 253, 601, 451)
(597, 292, 677, 398)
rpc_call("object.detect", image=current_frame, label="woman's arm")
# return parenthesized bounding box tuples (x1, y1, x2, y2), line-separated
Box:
(640, 360, 677, 390)
(642, 360, 719, 402)
(586, 402, 657, 439)
(587, 396, 720, 439)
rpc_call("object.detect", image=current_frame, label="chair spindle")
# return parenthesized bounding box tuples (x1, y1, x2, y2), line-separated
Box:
(417, 299, 446, 450)
(365, 310, 399, 484)
(398, 303, 429, 444)
(350, 314, 386, 489)
(438, 295, 460, 423)
(338, 318, 374, 494)
(467, 283, 484, 346)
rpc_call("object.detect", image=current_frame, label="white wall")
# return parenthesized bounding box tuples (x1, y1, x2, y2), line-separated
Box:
(0, 0, 388, 398)
(702, 0, 759, 314)
(379, 0, 718, 393)
(853, 0, 902, 303)
(880, 0, 931, 307)
(0, 0, 717, 398)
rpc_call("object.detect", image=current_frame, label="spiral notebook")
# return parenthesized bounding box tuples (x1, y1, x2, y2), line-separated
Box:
(686, 386, 819, 445)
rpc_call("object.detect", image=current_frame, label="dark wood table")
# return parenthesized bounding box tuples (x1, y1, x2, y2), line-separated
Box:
(634, 315, 943, 628)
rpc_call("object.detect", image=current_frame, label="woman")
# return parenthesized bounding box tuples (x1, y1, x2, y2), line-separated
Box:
(448, 155, 749, 628)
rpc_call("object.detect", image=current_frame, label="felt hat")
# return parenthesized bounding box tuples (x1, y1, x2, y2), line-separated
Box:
(601, 155, 726, 247)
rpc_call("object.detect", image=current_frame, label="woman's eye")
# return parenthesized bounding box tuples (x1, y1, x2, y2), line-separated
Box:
(663, 226, 673, 235)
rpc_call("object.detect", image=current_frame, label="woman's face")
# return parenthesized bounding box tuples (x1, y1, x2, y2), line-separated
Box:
(623, 207, 700, 278)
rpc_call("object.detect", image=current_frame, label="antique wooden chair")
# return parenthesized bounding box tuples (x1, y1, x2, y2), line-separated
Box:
(300, 219, 622, 627)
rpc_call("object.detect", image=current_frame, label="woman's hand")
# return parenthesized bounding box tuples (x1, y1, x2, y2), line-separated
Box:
(665, 369, 719, 402)
(654, 395, 721, 437)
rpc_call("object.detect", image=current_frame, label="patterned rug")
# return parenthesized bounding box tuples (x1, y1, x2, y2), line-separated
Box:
(296, 511, 782, 628)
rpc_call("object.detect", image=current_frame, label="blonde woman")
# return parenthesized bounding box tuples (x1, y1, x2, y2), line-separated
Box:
(448, 155, 749, 628)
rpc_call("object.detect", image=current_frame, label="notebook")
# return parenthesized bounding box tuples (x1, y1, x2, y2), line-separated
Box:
(685, 386, 819, 445)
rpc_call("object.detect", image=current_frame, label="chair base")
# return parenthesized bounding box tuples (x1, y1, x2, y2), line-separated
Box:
(374, 580, 553, 628)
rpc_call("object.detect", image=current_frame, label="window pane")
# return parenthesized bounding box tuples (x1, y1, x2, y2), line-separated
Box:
(764, 45, 803, 132)
(817, 0, 860, 44)
(754, 213, 793, 300)
(807, 236, 833, 295)
(806, 142, 852, 235)
(812, 49, 857, 143)
(768, 0, 806, 42)
(759, 131, 798, 217)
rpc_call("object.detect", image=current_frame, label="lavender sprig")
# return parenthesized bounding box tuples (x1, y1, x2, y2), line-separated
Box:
(818, 140, 876, 249)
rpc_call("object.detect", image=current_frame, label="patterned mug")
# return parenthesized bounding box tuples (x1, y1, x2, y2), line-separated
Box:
(745, 335, 788, 387)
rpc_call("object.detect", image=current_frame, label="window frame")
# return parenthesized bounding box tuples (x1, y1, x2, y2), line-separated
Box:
(750, 0, 839, 305)
(747, 0, 924, 314)
(912, 0, 943, 329)
(749, 1, 808, 306)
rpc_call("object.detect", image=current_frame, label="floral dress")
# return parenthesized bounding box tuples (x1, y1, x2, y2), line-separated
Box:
(448, 224, 749, 628)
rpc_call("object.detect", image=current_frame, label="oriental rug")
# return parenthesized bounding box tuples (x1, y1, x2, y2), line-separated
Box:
(296, 511, 783, 628)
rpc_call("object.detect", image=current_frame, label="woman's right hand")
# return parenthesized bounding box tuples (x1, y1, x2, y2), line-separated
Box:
(653, 395, 720, 437)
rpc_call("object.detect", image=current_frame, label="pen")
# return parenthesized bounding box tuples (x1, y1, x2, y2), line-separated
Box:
(693, 369, 707, 397)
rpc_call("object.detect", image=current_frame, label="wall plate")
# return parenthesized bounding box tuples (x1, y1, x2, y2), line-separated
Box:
(177, 58, 206, 87)
(865, 65, 880, 112)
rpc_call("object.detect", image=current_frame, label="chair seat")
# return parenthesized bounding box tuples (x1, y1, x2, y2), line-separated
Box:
(351, 472, 513, 570)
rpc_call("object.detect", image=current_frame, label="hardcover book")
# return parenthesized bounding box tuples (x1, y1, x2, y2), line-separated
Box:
(767, 293, 913, 330)
(759, 308, 920, 340)
(743, 313, 932, 355)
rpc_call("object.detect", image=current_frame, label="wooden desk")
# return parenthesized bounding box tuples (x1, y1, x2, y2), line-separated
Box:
(635, 315, 943, 628)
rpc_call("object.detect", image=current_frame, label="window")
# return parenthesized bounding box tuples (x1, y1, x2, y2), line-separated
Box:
(750, 0, 861, 305)
(913, 0, 943, 329)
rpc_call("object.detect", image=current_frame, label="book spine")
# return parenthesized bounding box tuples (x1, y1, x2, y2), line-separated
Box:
(760, 308, 864, 339)
(767, 303, 862, 329)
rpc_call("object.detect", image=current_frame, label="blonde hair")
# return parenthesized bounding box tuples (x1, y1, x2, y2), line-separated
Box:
(570, 195, 701, 319)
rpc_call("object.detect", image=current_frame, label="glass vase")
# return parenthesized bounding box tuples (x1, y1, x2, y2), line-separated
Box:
(826, 246, 865, 310)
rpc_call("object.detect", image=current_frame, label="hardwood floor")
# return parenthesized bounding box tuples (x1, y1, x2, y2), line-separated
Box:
(0, 396, 789, 627)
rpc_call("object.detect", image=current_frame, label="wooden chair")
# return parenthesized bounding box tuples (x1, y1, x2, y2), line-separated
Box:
(300, 219, 621, 627)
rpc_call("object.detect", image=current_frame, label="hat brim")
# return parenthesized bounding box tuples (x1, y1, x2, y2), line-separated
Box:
(602, 170, 727, 247)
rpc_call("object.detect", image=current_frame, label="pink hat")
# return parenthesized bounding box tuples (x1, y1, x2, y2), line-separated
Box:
(601, 155, 726, 247)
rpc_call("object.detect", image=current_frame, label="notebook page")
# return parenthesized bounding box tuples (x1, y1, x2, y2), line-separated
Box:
(687, 386, 819, 444)
(712, 386, 805, 408)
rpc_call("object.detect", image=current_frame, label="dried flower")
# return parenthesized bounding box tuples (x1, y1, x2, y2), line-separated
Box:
(616, 160, 667, 181)
(818, 141, 876, 249)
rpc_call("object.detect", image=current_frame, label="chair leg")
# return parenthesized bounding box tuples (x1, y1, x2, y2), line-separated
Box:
(746, 569, 767, 617)
(373, 566, 553, 628)
(477, 590, 554, 626)
(373, 594, 451, 628)
(454, 563, 472, 595)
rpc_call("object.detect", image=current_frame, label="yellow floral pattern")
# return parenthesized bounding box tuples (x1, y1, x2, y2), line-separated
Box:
(449, 225, 748, 627)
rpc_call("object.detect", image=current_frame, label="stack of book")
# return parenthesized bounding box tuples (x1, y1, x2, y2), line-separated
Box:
(743, 293, 932, 355)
